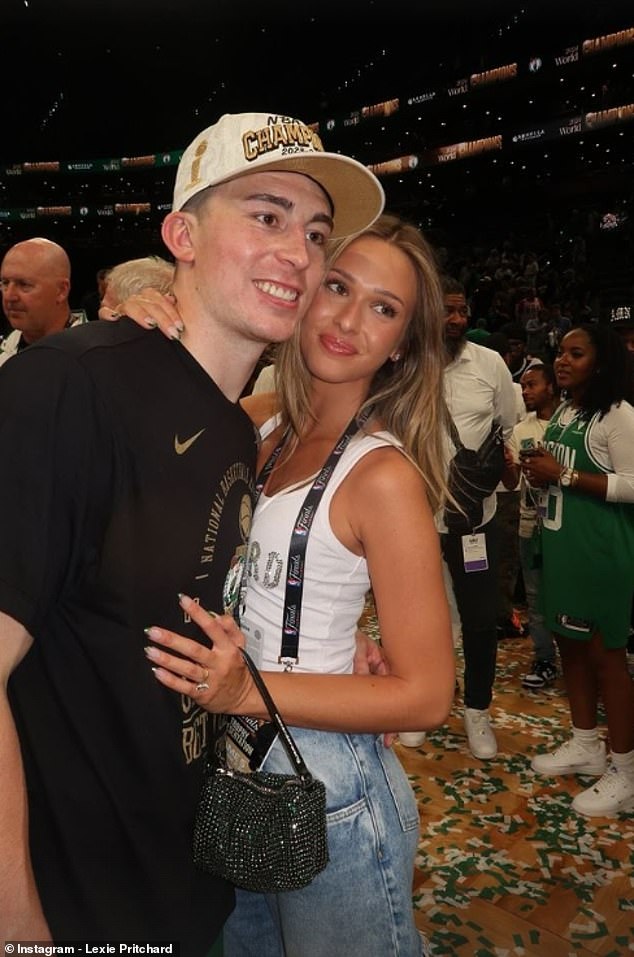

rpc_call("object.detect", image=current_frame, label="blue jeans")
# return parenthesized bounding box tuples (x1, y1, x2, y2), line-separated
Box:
(519, 535, 556, 661)
(223, 729, 425, 957)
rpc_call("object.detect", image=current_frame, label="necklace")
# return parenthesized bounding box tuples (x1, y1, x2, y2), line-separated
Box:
(553, 401, 586, 444)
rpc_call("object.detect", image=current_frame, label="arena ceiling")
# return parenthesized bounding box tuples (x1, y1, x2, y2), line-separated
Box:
(3, 0, 632, 164)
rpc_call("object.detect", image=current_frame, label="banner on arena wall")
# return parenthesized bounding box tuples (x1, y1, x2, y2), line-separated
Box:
(447, 77, 469, 98)
(322, 97, 399, 133)
(22, 161, 60, 173)
(582, 27, 634, 56)
(63, 160, 110, 174)
(425, 135, 503, 165)
(509, 102, 633, 148)
(0, 203, 153, 222)
(36, 205, 72, 217)
(366, 102, 632, 179)
(368, 155, 419, 177)
(552, 44, 580, 67)
(361, 98, 400, 119)
(470, 63, 517, 88)
(585, 103, 634, 130)
(557, 114, 585, 137)
(1, 152, 184, 179)
(368, 135, 502, 176)
(406, 90, 437, 107)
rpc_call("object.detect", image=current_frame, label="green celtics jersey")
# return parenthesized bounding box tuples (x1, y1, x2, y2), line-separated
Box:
(539, 401, 634, 646)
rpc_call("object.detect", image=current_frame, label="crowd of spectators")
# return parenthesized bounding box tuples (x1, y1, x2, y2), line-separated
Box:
(437, 235, 599, 362)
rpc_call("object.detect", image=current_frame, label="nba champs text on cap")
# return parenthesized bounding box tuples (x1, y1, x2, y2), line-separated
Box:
(172, 112, 385, 238)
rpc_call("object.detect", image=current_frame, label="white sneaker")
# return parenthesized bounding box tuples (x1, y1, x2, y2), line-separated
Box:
(572, 765, 634, 817)
(531, 736, 606, 777)
(398, 732, 426, 748)
(464, 708, 497, 759)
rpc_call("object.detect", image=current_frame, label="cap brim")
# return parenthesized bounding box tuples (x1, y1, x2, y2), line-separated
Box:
(217, 152, 385, 239)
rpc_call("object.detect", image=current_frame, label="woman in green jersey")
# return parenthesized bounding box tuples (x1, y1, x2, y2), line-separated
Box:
(519, 323, 634, 818)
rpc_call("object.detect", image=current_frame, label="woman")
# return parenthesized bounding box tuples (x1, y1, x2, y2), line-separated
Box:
(136, 214, 455, 956)
(519, 324, 634, 817)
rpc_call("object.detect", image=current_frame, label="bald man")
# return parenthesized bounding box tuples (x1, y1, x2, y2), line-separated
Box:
(0, 237, 85, 367)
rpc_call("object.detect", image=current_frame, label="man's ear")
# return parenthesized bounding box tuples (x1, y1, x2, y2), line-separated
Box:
(161, 211, 196, 263)
(56, 278, 71, 304)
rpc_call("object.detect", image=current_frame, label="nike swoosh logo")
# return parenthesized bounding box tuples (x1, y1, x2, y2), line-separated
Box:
(174, 428, 206, 455)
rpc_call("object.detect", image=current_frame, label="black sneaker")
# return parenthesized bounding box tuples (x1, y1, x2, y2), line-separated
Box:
(522, 658, 558, 690)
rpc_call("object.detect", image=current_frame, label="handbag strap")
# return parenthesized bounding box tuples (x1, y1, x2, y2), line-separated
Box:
(240, 646, 313, 784)
(447, 414, 464, 453)
(448, 416, 502, 458)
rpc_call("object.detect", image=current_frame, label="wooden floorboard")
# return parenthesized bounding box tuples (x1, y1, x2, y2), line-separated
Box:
(361, 603, 634, 955)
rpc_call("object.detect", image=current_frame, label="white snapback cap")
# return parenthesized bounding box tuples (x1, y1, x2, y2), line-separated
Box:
(172, 112, 385, 238)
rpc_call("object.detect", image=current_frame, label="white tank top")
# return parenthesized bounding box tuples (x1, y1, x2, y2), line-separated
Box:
(241, 422, 401, 674)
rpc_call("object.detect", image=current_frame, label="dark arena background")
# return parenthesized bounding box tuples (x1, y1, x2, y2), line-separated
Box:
(1, 0, 632, 322)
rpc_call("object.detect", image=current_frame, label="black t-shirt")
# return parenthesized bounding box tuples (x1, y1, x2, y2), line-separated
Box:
(0, 319, 257, 953)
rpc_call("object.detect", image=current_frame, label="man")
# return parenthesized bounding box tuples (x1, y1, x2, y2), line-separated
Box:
(401, 277, 517, 758)
(80, 266, 110, 322)
(0, 237, 86, 366)
(610, 306, 634, 660)
(500, 320, 531, 382)
(507, 362, 560, 689)
(545, 302, 572, 359)
(610, 305, 634, 357)
(97, 255, 175, 320)
(514, 285, 543, 329)
(481, 332, 527, 642)
(0, 112, 383, 950)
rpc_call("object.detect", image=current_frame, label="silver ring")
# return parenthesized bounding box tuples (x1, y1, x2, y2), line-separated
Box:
(195, 682, 209, 692)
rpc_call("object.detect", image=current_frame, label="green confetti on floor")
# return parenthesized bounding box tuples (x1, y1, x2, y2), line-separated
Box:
(376, 608, 631, 957)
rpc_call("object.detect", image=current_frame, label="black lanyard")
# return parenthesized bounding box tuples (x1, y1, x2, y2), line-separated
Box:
(253, 407, 373, 669)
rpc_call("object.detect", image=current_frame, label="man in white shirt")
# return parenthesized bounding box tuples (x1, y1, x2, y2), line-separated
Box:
(438, 279, 518, 758)
(0, 238, 85, 366)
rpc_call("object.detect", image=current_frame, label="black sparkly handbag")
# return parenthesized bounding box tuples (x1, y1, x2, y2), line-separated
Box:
(192, 648, 328, 893)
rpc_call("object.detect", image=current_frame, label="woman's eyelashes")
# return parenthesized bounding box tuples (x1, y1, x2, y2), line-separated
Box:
(324, 277, 399, 320)
(325, 277, 348, 297)
(373, 300, 398, 319)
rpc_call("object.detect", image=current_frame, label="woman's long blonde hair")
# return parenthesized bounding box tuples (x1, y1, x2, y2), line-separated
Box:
(273, 213, 451, 512)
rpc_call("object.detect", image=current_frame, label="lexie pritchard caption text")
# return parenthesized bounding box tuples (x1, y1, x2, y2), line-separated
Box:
(4, 945, 178, 956)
